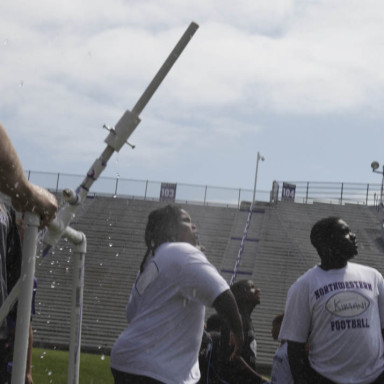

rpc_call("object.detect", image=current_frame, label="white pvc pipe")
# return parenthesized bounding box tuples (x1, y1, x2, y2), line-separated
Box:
(67, 235, 86, 384)
(11, 212, 39, 384)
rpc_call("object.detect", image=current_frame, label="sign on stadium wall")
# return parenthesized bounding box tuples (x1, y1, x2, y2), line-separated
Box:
(160, 183, 177, 202)
(282, 182, 296, 202)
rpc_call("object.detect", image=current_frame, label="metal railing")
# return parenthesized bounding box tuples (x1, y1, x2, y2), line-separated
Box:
(26, 170, 383, 208)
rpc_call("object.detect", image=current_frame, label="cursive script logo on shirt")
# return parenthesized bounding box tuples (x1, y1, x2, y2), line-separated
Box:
(326, 291, 370, 317)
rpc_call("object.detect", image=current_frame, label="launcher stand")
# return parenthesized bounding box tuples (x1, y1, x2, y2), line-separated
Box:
(11, 213, 39, 384)
(7, 21, 199, 384)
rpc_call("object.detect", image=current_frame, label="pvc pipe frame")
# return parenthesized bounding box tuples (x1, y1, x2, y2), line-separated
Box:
(12, 213, 39, 384)
(67, 239, 87, 384)
(7, 212, 86, 384)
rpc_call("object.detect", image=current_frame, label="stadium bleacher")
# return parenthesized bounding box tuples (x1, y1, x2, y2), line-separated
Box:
(32, 196, 384, 373)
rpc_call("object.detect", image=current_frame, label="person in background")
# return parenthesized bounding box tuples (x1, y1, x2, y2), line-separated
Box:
(0, 203, 33, 383)
(0, 124, 57, 383)
(110, 205, 244, 384)
(279, 217, 384, 384)
(218, 279, 268, 384)
(270, 313, 293, 384)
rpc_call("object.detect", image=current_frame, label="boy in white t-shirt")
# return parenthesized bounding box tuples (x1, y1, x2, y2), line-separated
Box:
(279, 217, 384, 384)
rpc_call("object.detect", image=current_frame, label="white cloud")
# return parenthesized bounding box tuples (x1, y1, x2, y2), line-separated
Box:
(1, 0, 384, 189)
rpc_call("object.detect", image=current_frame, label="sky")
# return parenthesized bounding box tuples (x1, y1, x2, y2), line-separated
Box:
(1, 0, 384, 195)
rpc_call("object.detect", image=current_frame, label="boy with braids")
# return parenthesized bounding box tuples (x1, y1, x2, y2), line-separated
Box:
(279, 217, 384, 384)
(110, 205, 244, 384)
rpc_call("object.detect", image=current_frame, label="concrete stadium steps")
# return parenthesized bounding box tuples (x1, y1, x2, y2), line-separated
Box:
(31, 197, 384, 373)
(220, 208, 266, 280)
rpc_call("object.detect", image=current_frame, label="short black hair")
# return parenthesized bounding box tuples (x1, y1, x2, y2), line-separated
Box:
(272, 313, 284, 326)
(231, 279, 252, 302)
(310, 216, 341, 251)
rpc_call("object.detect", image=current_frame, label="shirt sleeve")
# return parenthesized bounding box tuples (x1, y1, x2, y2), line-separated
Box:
(279, 277, 312, 343)
(179, 248, 229, 307)
(376, 270, 384, 329)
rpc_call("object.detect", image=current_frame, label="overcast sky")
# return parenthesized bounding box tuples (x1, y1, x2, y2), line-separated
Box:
(1, 0, 384, 194)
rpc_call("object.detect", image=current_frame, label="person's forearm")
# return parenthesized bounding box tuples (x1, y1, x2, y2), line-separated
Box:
(287, 341, 311, 384)
(0, 124, 58, 227)
(213, 289, 244, 350)
(25, 323, 33, 384)
(0, 124, 29, 198)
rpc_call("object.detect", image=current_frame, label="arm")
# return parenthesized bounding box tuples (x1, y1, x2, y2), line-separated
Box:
(287, 341, 311, 384)
(212, 289, 244, 358)
(25, 323, 33, 384)
(0, 124, 57, 227)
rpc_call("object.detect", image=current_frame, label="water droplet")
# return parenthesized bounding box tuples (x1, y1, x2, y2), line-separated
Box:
(109, 243, 113, 248)
(101, 355, 105, 360)
(48, 371, 52, 376)
(115, 253, 119, 257)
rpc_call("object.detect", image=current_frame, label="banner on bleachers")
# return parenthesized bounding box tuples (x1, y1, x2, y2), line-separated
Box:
(282, 182, 296, 202)
(160, 183, 177, 202)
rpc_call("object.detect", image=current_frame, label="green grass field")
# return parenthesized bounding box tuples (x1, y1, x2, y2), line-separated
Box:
(32, 348, 114, 383)
(32, 348, 271, 383)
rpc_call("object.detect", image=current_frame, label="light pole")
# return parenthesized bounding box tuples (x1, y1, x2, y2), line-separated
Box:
(371, 161, 384, 205)
(252, 152, 265, 206)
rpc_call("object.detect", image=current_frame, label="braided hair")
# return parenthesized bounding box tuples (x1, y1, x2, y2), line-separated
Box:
(139, 205, 183, 273)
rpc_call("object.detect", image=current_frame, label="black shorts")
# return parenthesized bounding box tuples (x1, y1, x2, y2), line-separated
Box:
(111, 368, 164, 384)
(312, 369, 384, 384)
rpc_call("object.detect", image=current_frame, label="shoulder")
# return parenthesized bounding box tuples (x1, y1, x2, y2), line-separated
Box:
(155, 242, 206, 265)
(289, 265, 319, 289)
(159, 242, 204, 256)
(348, 262, 382, 277)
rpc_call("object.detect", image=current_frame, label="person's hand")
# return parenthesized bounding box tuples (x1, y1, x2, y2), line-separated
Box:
(25, 372, 33, 384)
(11, 183, 58, 229)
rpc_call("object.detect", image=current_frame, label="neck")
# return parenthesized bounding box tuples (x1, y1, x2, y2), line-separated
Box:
(320, 259, 348, 271)
(239, 304, 255, 317)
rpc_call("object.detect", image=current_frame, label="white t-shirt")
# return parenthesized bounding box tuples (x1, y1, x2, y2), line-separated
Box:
(279, 262, 384, 384)
(270, 342, 294, 384)
(110, 242, 229, 384)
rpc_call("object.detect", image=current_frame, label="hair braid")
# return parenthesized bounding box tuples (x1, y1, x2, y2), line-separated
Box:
(139, 205, 182, 273)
